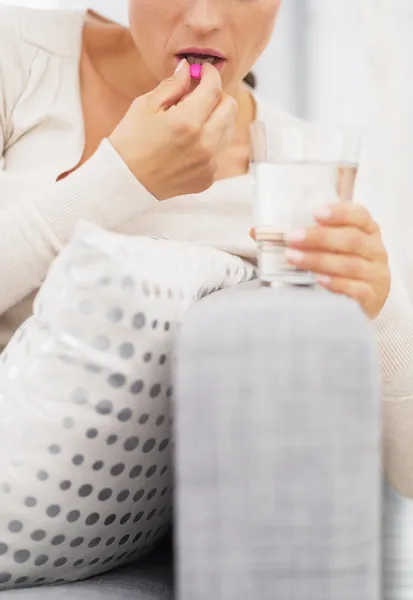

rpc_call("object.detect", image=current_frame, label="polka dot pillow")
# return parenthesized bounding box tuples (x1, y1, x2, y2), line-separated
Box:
(0, 223, 256, 590)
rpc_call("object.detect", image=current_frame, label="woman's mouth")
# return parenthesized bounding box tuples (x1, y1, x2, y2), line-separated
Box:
(176, 51, 226, 72)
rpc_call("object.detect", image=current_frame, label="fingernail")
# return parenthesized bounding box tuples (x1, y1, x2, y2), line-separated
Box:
(316, 275, 331, 286)
(285, 229, 306, 243)
(314, 206, 333, 221)
(285, 249, 305, 264)
(175, 59, 186, 73)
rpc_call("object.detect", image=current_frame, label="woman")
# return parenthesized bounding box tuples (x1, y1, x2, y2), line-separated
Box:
(0, 0, 411, 504)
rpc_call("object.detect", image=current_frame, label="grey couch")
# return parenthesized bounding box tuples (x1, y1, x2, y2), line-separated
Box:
(2, 283, 410, 599)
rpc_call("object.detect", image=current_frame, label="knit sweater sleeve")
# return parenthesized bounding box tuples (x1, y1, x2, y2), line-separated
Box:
(374, 274, 413, 498)
(0, 139, 157, 316)
(0, 5, 157, 316)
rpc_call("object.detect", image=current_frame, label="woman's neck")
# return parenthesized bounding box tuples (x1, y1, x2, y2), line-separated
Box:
(83, 10, 158, 102)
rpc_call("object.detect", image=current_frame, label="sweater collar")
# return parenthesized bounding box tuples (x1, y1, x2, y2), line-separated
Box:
(21, 8, 86, 59)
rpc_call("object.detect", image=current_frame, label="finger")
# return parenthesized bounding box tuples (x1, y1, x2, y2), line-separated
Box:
(285, 249, 373, 281)
(316, 275, 376, 316)
(179, 63, 224, 126)
(149, 59, 191, 111)
(313, 203, 380, 235)
(286, 226, 385, 262)
(202, 94, 238, 152)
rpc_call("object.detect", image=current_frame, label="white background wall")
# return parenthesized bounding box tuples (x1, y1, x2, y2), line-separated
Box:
(1, 0, 409, 129)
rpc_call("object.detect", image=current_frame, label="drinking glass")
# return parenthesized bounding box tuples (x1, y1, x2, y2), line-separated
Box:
(250, 121, 361, 286)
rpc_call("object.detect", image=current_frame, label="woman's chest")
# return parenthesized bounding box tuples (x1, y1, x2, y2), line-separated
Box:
(2, 51, 128, 186)
(58, 76, 130, 180)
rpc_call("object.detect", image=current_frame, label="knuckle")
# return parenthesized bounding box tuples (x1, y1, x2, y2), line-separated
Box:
(372, 220, 381, 234)
(206, 160, 218, 182)
(192, 181, 207, 193)
(315, 228, 329, 248)
(353, 203, 368, 220)
(196, 140, 213, 163)
(173, 117, 199, 138)
(377, 242, 389, 263)
(350, 259, 365, 280)
(378, 264, 391, 287)
(353, 284, 372, 306)
(211, 85, 224, 105)
(225, 94, 238, 112)
(348, 230, 363, 253)
(205, 160, 218, 184)
(196, 169, 215, 192)
(309, 254, 323, 272)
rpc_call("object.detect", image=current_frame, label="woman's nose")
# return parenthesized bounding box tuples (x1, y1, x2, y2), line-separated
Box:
(183, 0, 224, 34)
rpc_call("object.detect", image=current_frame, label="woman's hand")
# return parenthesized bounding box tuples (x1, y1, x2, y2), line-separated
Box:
(109, 60, 237, 200)
(284, 203, 391, 318)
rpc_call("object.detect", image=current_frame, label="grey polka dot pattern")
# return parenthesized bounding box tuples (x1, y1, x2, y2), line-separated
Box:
(108, 373, 126, 388)
(96, 399, 113, 415)
(86, 428, 98, 439)
(143, 439, 156, 454)
(118, 408, 132, 422)
(98, 489, 112, 502)
(130, 466, 143, 479)
(119, 343, 135, 359)
(8, 521, 23, 534)
(107, 307, 123, 323)
(124, 437, 139, 452)
(67, 511, 80, 523)
(51, 535, 65, 546)
(78, 485, 93, 498)
(132, 313, 146, 330)
(93, 336, 110, 352)
(31, 530, 46, 542)
(0, 227, 255, 590)
(62, 417, 75, 429)
(131, 380, 144, 395)
(110, 464, 125, 477)
(46, 505, 61, 518)
(85, 513, 100, 526)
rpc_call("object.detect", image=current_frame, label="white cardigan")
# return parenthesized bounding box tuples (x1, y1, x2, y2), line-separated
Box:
(1, 5, 413, 496)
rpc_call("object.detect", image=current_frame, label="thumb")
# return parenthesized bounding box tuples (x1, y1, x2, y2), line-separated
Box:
(150, 59, 191, 111)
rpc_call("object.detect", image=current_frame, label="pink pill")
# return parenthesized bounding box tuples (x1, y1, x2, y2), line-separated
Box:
(190, 64, 202, 80)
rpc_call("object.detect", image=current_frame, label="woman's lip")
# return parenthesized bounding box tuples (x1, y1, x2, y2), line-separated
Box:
(177, 47, 225, 59)
(175, 56, 226, 72)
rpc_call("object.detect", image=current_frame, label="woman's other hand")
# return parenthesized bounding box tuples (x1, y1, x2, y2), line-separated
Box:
(284, 203, 391, 319)
(109, 60, 237, 200)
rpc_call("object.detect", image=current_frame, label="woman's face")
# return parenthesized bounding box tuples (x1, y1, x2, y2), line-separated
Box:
(128, 0, 281, 91)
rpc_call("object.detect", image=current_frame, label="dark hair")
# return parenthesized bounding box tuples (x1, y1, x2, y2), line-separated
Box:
(243, 71, 257, 89)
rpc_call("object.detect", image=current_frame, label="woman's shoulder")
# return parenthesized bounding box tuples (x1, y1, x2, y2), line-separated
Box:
(0, 4, 24, 56)
(0, 4, 84, 58)
(0, 5, 84, 140)
(0, 5, 36, 129)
